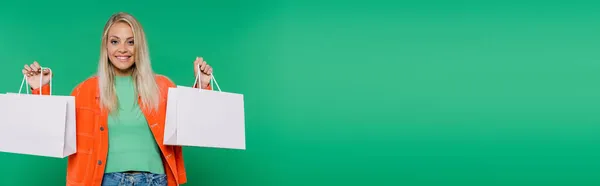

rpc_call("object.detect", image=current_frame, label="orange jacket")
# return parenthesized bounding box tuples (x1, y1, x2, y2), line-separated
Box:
(32, 74, 210, 186)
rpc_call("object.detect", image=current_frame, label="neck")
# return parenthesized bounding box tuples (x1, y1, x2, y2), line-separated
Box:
(113, 66, 134, 76)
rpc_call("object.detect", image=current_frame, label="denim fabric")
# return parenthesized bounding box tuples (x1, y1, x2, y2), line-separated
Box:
(101, 172, 167, 186)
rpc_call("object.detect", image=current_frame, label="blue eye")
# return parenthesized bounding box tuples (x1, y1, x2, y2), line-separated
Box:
(111, 40, 118, 45)
(128, 40, 134, 45)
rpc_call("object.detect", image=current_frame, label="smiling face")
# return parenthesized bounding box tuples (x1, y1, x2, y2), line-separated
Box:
(106, 21, 135, 75)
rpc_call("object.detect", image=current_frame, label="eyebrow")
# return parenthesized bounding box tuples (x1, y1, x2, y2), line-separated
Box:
(109, 35, 134, 40)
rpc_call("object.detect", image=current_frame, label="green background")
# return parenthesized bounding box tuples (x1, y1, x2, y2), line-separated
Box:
(1, 0, 600, 185)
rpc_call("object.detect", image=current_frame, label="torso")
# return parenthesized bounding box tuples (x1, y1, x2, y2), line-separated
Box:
(65, 75, 185, 186)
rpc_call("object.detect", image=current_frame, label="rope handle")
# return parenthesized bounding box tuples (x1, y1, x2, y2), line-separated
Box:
(193, 65, 221, 92)
(19, 67, 52, 95)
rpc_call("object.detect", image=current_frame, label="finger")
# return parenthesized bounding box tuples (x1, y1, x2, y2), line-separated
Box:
(24, 65, 34, 75)
(42, 68, 51, 75)
(32, 61, 41, 71)
(24, 64, 32, 71)
(198, 57, 204, 66)
(207, 67, 213, 75)
(200, 61, 207, 71)
(33, 61, 40, 68)
(195, 57, 203, 64)
(31, 65, 39, 74)
(203, 65, 211, 74)
(194, 60, 200, 71)
(195, 57, 205, 70)
(30, 64, 39, 73)
(23, 68, 32, 74)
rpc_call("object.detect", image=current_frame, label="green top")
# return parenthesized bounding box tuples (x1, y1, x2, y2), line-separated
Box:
(104, 75, 165, 174)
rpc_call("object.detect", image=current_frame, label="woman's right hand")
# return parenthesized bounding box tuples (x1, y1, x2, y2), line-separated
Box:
(22, 61, 52, 90)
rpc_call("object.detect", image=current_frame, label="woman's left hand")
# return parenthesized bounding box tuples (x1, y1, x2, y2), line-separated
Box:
(194, 56, 213, 89)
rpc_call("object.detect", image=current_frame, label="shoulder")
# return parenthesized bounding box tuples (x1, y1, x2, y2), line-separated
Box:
(154, 74, 176, 88)
(70, 76, 99, 97)
(153, 74, 177, 101)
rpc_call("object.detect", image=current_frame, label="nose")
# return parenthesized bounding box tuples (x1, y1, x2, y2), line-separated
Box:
(117, 44, 128, 53)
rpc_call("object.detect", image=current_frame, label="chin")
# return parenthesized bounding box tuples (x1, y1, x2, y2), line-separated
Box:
(115, 64, 134, 70)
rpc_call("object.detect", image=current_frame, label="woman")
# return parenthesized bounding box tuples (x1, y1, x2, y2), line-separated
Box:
(21, 12, 212, 186)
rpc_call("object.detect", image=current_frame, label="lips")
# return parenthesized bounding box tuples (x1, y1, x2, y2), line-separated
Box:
(115, 55, 131, 62)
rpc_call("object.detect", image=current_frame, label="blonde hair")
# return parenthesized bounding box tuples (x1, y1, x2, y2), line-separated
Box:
(97, 12, 160, 113)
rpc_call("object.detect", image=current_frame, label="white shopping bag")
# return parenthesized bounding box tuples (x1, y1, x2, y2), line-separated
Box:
(0, 68, 76, 158)
(164, 69, 245, 150)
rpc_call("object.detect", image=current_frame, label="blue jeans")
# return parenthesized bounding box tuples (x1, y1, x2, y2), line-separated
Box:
(101, 172, 167, 186)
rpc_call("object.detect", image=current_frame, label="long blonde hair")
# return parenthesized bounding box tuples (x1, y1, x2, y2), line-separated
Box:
(97, 12, 160, 113)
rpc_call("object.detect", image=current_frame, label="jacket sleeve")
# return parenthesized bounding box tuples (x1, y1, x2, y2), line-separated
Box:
(175, 146, 188, 184)
(65, 83, 86, 186)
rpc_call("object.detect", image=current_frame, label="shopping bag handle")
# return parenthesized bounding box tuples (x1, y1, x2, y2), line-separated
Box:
(18, 67, 52, 95)
(194, 65, 221, 92)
